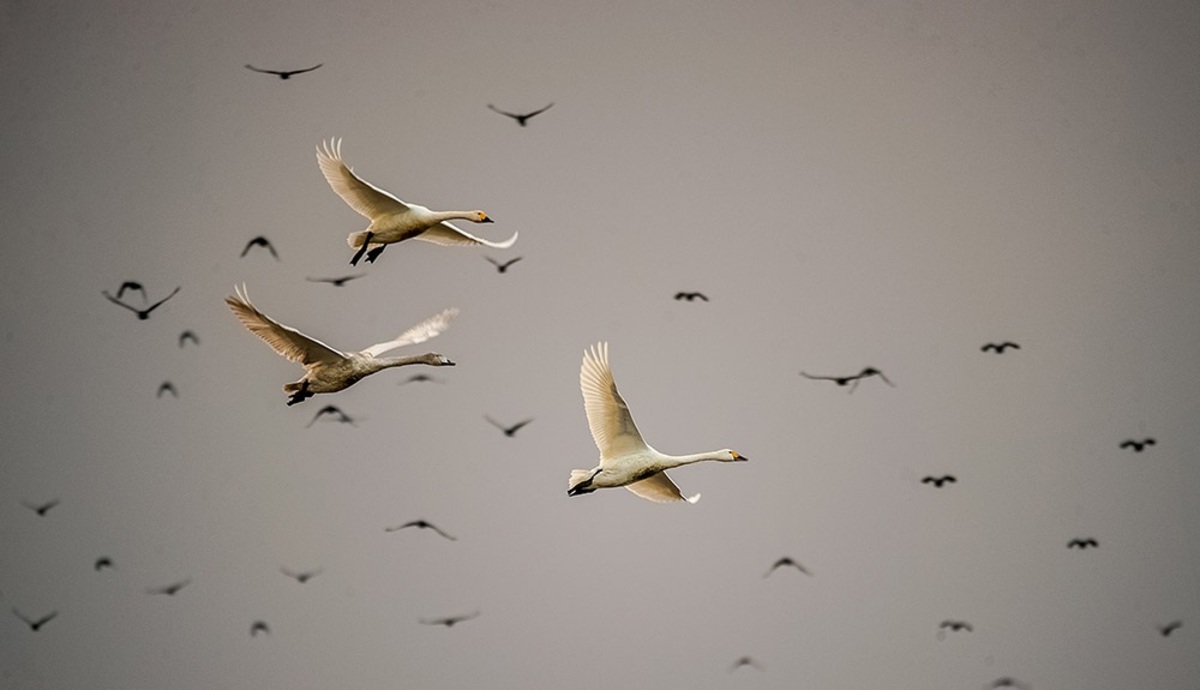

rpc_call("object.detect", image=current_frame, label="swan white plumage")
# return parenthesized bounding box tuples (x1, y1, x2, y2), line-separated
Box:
(315, 138, 518, 265)
(225, 285, 458, 405)
(567, 342, 747, 503)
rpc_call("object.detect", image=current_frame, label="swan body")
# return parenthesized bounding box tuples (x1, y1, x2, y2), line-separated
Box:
(316, 138, 517, 265)
(567, 342, 747, 503)
(225, 285, 457, 404)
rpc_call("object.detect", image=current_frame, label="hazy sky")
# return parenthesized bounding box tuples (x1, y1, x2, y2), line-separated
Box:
(2, 0, 1199, 688)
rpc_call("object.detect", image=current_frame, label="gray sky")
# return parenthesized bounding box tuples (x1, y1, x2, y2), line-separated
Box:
(2, 0, 1199, 687)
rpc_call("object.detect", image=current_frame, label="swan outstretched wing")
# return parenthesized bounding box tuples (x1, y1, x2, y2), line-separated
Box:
(418, 222, 519, 249)
(316, 138, 409, 221)
(625, 472, 700, 504)
(359, 307, 459, 358)
(226, 285, 346, 365)
(580, 342, 648, 461)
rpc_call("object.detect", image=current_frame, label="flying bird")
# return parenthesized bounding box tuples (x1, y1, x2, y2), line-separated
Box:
(306, 404, 356, 428)
(12, 608, 57, 632)
(567, 342, 748, 503)
(240, 235, 279, 260)
(728, 656, 763, 673)
(800, 367, 894, 393)
(673, 291, 708, 302)
(921, 475, 957, 488)
(94, 557, 115, 571)
(763, 557, 811, 578)
(244, 63, 322, 80)
(225, 285, 457, 405)
(419, 611, 479, 627)
(178, 330, 200, 347)
(1067, 538, 1099, 549)
(1157, 620, 1182, 637)
(280, 567, 323, 584)
(22, 499, 59, 516)
(102, 286, 180, 320)
(989, 677, 1031, 690)
(116, 281, 147, 302)
(485, 415, 533, 437)
(316, 138, 517, 266)
(981, 342, 1020, 354)
(1119, 438, 1156, 452)
(399, 373, 443, 385)
(250, 620, 271, 636)
(384, 519, 457, 541)
(306, 274, 365, 287)
(157, 381, 178, 398)
(146, 578, 192, 596)
(487, 102, 554, 126)
(485, 256, 522, 273)
(939, 620, 973, 632)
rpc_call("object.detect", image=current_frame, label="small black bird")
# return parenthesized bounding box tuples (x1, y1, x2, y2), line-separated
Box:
(989, 677, 1030, 690)
(157, 381, 178, 398)
(419, 611, 479, 627)
(12, 608, 57, 632)
(178, 330, 200, 348)
(245, 63, 323, 80)
(94, 557, 115, 571)
(921, 475, 957, 488)
(102, 286, 180, 320)
(307, 274, 365, 287)
(1067, 538, 1099, 549)
(250, 620, 271, 636)
(23, 499, 59, 516)
(981, 342, 1020, 354)
(146, 577, 192, 596)
(240, 235, 279, 260)
(487, 102, 554, 126)
(485, 415, 533, 437)
(1157, 620, 1182, 637)
(939, 620, 973, 632)
(385, 519, 456, 541)
(399, 373, 443, 385)
(674, 291, 709, 302)
(1119, 438, 1156, 452)
(728, 656, 763, 672)
(280, 567, 323, 584)
(486, 256, 523, 273)
(306, 404, 356, 428)
(763, 557, 811, 578)
(116, 281, 147, 302)
(800, 367, 894, 393)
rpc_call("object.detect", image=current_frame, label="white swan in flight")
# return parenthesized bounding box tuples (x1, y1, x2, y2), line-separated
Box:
(567, 342, 747, 503)
(316, 138, 518, 265)
(225, 285, 457, 405)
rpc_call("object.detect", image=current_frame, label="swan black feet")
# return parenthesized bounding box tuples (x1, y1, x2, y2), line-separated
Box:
(349, 232, 375, 266)
(286, 380, 313, 406)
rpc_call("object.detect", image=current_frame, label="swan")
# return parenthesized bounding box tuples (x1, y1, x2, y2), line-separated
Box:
(225, 285, 457, 405)
(567, 342, 747, 503)
(315, 138, 518, 265)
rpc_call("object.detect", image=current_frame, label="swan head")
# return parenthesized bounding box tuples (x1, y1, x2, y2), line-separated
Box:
(720, 450, 748, 462)
(472, 211, 494, 223)
(425, 353, 456, 366)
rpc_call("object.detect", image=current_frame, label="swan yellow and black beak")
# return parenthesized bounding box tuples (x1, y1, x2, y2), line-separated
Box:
(480, 215, 494, 223)
(732, 451, 748, 462)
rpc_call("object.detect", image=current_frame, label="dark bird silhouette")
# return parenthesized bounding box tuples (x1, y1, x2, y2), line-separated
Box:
(487, 102, 554, 126)
(921, 475, 957, 488)
(1157, 620, 1182, 637)
(485, 256, 523, 273)
(385, 519, 456, 541)
(419, 611, 479, 627)
(939, 620, 973, 632)
(245, 63, 323, 80)
(1067, 538, 1099, 549)
(146, 577, 192, 596)
(178, 330, 200, 348)
(485, 415, 534, 437)
(157, 381, 178, 398)
(280, 567, 323, 584)
(1119, 438, 1156, 452)
(989, 677, 1031, 690)
(800, 367, 894, 393)
(94, 557, 115, 571)
(307, 274, 365, 287)
(240, 235, 279, 260)
(250, 620, 271, 636)
(12, 608, 57, 632)
(22, 499, 59, 516)
(305, 404, 356, 428)
(728, 656, 763, 672)
(674, 291, 709, 302)
(399, 373, 443, 385)
(116, 281, 147, 303)
(763, 557, 811, 578)
(102, 286, 180, 320)
(981, 342, 1020, 354)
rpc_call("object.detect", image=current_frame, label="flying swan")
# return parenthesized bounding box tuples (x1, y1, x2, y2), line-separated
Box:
(225, 285, 457, 405)
(316, 138, 518, 265)
(567, 342, 747, 503)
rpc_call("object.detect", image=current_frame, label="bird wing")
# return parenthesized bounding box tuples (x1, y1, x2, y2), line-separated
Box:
(487, 104, 519, 119)
(579, 342, 649, 461)
(225, 285, 346, 365)
(290, 63, 322, 75)
(525, 102, 554, 118)
(102, 291, 141, 314)
(624, 471, 700, 504)
(358, 307, 458, 358)
(316, 138, 409, 220)
(145, 286, 181, 312)
(245, 64, 281, 75)
(417, 221, 519, 248)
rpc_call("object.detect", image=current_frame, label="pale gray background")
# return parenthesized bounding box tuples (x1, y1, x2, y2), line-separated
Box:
(2, 0, 1198, 688)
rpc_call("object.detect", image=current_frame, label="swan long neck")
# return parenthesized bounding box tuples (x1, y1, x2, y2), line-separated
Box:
(431, 210, 480, 223)
(657, 450, 729, 470)
(374, 353, 444, 369)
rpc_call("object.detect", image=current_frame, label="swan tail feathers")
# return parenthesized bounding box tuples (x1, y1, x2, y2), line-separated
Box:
(283, 381, 303, 393)
(567, 469, 597, 496)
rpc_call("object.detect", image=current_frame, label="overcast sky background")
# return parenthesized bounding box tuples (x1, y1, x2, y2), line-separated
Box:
(2, 0, 1199, 688)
